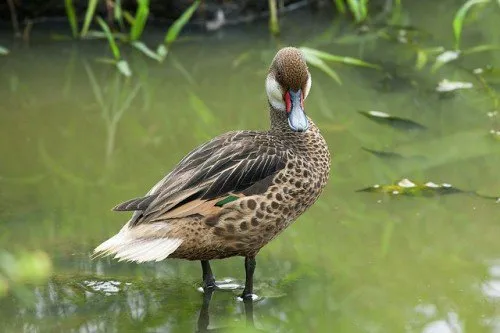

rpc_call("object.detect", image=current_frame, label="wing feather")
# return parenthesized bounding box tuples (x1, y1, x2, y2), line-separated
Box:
(114, 131, 288, 225)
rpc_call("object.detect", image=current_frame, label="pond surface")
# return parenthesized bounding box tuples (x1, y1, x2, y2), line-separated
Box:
(1, 1, 500, 332)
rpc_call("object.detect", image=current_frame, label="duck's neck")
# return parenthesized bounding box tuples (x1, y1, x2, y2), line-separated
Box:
(268, 105, 320, 136)
(269, 105, 289, 132)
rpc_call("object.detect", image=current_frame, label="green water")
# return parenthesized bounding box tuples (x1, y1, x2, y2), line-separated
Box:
(1, 2, 500, 332)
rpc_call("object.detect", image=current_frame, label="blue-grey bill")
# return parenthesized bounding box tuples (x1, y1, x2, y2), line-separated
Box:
(288, 90, 309, 132)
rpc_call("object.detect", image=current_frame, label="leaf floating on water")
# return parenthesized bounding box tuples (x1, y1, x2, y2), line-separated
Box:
(431, 50, 460, 72)
(116, 60, 132, 77)
(361, 147, 426, 161)
(0, 46, 9, 55)
(131, 41, 163, 62)
(358, 179, 463, 196)
(436, 79, 473, 92)
(473, 66, 500, 84)
(359, 110, 427, 131)
(357, 178, 499, 201)
(362, 147, 405, 159)
(156, 45, 168, 60)
(490, 130, 500, 141)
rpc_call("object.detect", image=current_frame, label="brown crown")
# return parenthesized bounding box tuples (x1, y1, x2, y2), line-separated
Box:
(269, 47, 309, 92)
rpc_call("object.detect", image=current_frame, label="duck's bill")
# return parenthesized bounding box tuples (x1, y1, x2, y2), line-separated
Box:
(287, 89, 309, 132)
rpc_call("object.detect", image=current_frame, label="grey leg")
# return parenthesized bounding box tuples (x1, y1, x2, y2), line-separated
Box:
(241, 256, 256, 299)
(201, 260, 216, 290)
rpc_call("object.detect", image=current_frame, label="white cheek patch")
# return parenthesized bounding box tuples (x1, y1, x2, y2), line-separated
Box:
(266, 75, 286, 112)
(303, 74, 312, 99)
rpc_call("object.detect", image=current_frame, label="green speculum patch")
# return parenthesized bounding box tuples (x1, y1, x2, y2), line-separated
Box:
(214, 195, 240, 207)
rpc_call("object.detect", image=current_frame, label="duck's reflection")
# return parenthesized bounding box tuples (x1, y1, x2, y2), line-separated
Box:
(197, 289, 255, 332)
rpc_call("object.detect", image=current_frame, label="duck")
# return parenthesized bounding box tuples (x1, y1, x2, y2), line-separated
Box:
(94, 46, 331, 300)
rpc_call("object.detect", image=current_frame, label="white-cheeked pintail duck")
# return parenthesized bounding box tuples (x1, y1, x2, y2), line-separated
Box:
(94, 47, 331, 300)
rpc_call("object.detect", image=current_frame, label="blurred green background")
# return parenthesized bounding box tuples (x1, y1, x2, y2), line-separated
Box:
(1, 0, 500, 332)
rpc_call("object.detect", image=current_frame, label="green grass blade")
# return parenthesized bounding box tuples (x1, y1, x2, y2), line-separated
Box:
(131, 41, 162, 62)
(164, 0, 200, 46)
(130, 0, 149, 41)
(189, 93, 215, 125)
(360, 0, 368, 20)
(415, 50, 428, 70)
(96, 16, 120, 60)
(83, 61, 107, 113)
(300, 47, 381, 70)
(268, 0, 280, 36)
(64, 0, 78, 38)
(123, 10, 135, 25)
(84, 30, 128, 40)
(81, 0, 99, 37)
(453, 0, 490, 50)
(462, 44, 500, 54)
(0, 46, 9, 55)
(334, 0, 346, 14)
(301, 50, 342, 84)
(346, 0, 368, 22)
(114, 0, 125, 29)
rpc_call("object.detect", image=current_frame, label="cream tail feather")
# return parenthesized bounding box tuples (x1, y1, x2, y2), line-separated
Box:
(93, 222, 183, 263)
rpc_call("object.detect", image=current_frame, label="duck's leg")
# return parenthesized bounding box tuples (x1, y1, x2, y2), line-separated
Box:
(201, 260, 216, 290)
(197, 287, 214, 332)
(244, 296, 255, 327)
(241, 256, 256, 299)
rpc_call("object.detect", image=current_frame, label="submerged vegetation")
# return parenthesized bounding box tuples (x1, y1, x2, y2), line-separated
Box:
(0, 250, 52, 300)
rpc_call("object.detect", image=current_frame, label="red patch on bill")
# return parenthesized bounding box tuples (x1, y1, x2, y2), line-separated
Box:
(284, 91, 291, 113)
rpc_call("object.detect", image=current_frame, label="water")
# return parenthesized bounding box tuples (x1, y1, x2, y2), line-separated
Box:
(1, 2, 500, 332)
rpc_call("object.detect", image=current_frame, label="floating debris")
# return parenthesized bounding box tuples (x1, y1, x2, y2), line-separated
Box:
(83, 280, 129, 295)
(359, 110, 427, 131)
(490, 130, 500, 141)
(436, 50, 460, 64)
(0, 46, 9, 55)
(362, 147, 405, 159)
(362, 147, 426, 161)
(436, 79, 473, 92)
(357, 178, 499, 201)
(431, 50, 460, 72)
(206, 9, 226, 31)
(472, 65, 500, 84)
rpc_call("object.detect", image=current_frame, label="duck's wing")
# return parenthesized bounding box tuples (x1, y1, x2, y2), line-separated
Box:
(114, 131, 288, 225)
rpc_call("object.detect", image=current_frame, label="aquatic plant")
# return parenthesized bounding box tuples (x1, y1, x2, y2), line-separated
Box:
(358, 178, 499, 202)
(96, 16, 132, 77)
(300, 47, 381, 84)
(268, 0, 280, 36)
(358, 110, 427, 131)
(0, 250, 52, 300)
(333, 0, 369, 23)
(61, 0, 200, 76)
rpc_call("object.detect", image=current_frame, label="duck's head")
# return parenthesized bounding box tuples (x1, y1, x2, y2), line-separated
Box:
(266, 47, 311, 132)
